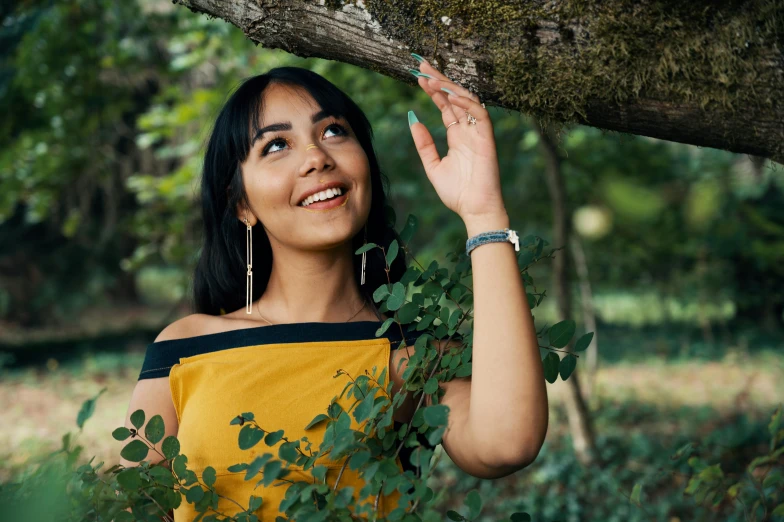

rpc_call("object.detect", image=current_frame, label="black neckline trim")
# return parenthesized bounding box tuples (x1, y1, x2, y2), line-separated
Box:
(138, 320, 427, 380)
(149, 320, 414, 347)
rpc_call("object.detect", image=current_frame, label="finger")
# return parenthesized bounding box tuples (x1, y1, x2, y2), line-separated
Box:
(440, 90, 492, 128)
(417, 76, 461, 129)
(408, 111, 442, 175)
(416, 59, 481, 104)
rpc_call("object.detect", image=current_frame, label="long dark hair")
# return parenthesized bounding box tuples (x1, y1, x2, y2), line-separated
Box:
(193, 66, 406, 316)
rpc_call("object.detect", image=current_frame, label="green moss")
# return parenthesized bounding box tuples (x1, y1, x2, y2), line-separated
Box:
(324, 0, 783, 150)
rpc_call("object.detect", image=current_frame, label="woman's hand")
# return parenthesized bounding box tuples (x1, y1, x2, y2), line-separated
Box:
(407, 56, 507, 221)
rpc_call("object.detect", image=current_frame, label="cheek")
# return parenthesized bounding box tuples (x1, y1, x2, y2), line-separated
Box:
(244, 170, 293, 210)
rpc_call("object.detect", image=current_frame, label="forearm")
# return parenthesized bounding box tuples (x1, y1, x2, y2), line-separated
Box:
(463, 211, 549, 466)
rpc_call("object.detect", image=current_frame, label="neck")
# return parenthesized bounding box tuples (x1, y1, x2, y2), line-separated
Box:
(256, 237, 376, 324)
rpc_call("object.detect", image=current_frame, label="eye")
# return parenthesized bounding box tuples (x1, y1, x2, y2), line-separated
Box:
(261, 137, 288, 156)
(323, 122, 347, 138)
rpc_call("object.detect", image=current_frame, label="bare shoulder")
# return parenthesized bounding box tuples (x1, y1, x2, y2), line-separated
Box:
(154, 313, 223, 343)
(154, 311, 266, 343)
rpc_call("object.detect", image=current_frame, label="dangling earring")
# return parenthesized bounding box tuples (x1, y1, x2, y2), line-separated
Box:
(361, 223, 367, 286)
(244, 217, 253, 314)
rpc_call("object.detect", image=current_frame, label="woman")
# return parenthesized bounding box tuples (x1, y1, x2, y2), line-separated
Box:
(122, 55, 548, 520)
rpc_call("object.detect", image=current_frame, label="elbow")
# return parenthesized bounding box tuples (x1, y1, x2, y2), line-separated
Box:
(495, 432, 548, 470)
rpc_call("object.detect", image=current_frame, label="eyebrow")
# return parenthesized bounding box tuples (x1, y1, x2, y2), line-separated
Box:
(251, 109, 334, 147)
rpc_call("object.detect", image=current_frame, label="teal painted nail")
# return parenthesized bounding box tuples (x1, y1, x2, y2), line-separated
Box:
(411, 53, 426, 63)
(441, 87, 456, 96)
(408, 69, 435, 80)
(408, 110, 418, 127)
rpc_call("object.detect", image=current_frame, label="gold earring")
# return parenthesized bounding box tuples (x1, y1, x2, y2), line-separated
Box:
(361, 223, 367, 286)
(244, 217, 253, 314)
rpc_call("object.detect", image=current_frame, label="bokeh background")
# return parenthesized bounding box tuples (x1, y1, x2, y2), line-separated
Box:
(1, 1, 783, 520)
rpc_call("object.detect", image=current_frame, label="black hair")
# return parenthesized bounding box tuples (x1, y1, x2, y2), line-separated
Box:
(192, 66, 406, 316)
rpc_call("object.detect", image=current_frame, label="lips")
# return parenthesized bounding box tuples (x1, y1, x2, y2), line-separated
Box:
(296, 181, 348, 206)
(299, 189, 349, 210)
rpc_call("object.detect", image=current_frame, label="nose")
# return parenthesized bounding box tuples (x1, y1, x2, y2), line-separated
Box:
(299, 143, 333, 177)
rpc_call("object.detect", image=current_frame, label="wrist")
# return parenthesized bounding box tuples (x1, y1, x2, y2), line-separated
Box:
(463, 211, 510, 237)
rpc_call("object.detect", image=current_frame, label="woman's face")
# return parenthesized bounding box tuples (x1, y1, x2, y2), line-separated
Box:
(239, 82, 371, 251)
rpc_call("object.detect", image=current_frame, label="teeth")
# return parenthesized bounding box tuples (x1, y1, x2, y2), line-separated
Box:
(300, 187, 343, 207)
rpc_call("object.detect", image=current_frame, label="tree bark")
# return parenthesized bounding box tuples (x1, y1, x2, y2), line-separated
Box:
(174, 0, 784, 163)
(570, 235, 599, 401)
(536, 121, 599, 467)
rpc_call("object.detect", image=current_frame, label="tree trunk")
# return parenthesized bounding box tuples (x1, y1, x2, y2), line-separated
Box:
(175, 0, 784, 163)
(536, 120, 598, 467)
(570, 235, 599, 401)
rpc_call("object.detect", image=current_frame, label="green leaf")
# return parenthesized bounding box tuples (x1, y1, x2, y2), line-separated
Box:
(240, 412, 255, 421)
(145, 415, 165, 445)
(401, 266, 421, 285)
(238, 425, 265, 450)
(427, 426, 446, 446)
(424, 378, 439, 395)
(630, 483, 642, 506)
(466, 489, 482, 519)
(399, 214, 418, 245)
(172, 455, 188, 478)
(245, 455, 272, 481)
(264, 429, 284, 446)
(162, 436, 180, 459)
(446, 511, 465, 521)
(769, 405, 782, 451)
(249, 495, 263, 512)
(202, 467, 216, 488)
(510, 513, 532, 522)
(386, 282, 406, 311)
(355, 242, 377, 255)
(185, 485, 204, 504)
(559, 354, 577, 380)
(112, 427, 132, 441)
(120, 440, 149, 462)
(305, 414, 329, 430)
(373, 284, 390, 303)
(227, 463, 248, 473)
(261, 460, 283, 487)
(543, 352, 560, 384)
(116, 468, 143, 490)
(386, 239, 399, 266)
(76, 389, 105, 429)
(349, 450, 371, 470)
(375, 317, 395, 336)
(397, 302, 420, 323)
(772, 503, 784, 516)
(549, 320, 576, 348)
(574, 332, 594, 352)
(423, 404, 449, 426)
(130, 410, 145, 430)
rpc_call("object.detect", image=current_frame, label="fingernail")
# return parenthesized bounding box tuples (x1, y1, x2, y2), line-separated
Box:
(411, 53, 426, 63)
(408, 110, 418, 127)
(408, 69, 436, 80)
(441, 87, 456, 96)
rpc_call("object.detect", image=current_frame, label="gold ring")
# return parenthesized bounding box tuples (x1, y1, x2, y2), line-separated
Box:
(306, 143, 318, 150)
(446, 120, 459, 130)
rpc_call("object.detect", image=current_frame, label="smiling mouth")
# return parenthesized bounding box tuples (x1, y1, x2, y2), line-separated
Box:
(298, 189, 350, 210)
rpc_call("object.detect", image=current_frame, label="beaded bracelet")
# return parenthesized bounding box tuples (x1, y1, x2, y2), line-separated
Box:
(466, 228, 520, 256)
